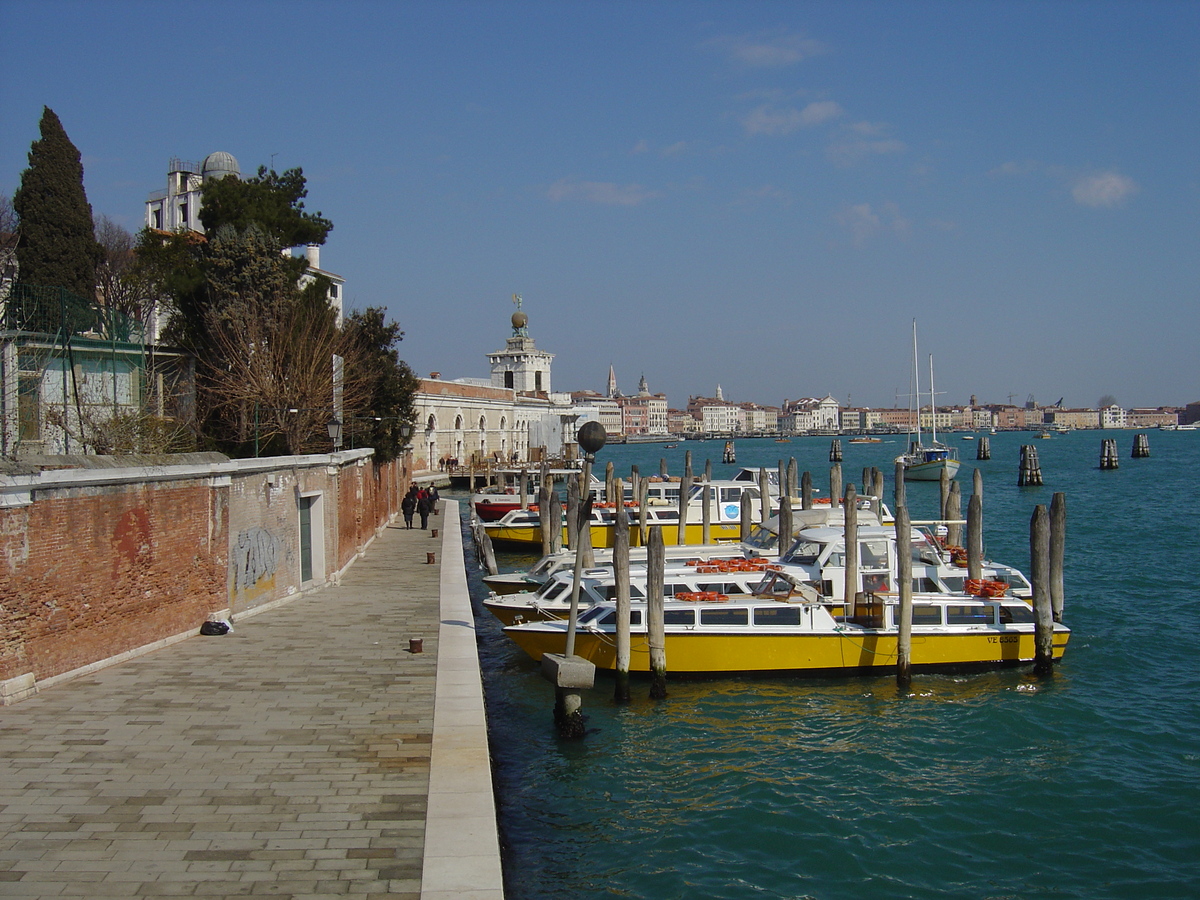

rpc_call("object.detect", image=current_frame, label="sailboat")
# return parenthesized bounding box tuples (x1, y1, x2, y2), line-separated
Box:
(896, 321, 961, 482)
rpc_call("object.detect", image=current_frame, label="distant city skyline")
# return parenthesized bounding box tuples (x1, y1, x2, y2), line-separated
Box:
(3, 1, 1196, 409)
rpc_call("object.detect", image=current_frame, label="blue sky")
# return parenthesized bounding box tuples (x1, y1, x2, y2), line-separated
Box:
(2, 0, 1197, 410)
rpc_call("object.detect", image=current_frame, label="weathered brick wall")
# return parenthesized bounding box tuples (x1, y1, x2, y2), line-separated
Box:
(0, 452, 409, 690)
(0, 477, 227, 683)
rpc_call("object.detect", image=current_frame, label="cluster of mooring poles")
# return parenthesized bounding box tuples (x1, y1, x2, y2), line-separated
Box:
(464, 429, 1095, 738)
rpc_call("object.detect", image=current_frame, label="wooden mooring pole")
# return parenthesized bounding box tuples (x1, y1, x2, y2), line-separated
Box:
(1019, 445, 1044, 485)
(1099, 438, 1119, 469)
(945, 480, 962, 547)
(801, 470, 813, 509)
(739, 491, 753, 541)
(758, 467, 771, 526)
(701, 481, 712, 545)
(646, 526, 667, 699)
(829, 439, 842, 462)
(829, 463, 842, 514)
(538, 477, 553, 557)
(1050, 491, 1066, 623)
(977, 435, 991, 460)
(843, 484, 858, 616)
(894, 460, 912, 688)
(676, 471, 691, 546)
(612, 478, 631, 703)
(1132, 433, 1150, 458)
(1030, 504, 1054, 675)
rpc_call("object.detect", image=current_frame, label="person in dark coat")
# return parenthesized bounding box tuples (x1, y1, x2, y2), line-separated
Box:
(401, 488, 417, 529)
(417, 488, 433, 530)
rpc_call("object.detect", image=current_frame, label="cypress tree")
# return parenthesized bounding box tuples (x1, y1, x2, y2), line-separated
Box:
(13, 106, 101, 318)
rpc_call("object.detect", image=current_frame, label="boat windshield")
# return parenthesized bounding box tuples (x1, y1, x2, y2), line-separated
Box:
(535, 579, 571, 601)
(781, 540, 823, 565)
(743, 523, 777, 550)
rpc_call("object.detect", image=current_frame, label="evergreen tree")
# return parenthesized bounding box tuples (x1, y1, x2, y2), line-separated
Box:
(343, 307, 418, 462)
(13, 107, 101, 320)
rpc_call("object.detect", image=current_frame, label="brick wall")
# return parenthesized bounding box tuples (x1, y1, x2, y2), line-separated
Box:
(0, 451, 408, 693)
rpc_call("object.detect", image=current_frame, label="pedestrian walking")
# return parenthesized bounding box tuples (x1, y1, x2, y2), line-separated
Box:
(418, 488, 433, 530)
(401, 488, 417, 529)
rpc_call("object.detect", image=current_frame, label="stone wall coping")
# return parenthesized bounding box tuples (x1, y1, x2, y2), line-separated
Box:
(0, 448, 376, 507)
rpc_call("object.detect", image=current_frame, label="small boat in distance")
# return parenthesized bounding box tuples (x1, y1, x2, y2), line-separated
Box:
(896, 320, 960, 482)
(849, 437, 882, 444)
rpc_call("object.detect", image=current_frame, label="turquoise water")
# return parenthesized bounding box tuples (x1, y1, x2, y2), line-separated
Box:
(458, 431, 1200, 899)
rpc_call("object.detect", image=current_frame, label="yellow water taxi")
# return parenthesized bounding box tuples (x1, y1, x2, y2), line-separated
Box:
(502, 570, 1069, 675)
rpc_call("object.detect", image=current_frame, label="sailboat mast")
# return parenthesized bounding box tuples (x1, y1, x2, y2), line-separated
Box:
(911, 320, 921, 447)
(928, 353, 938, 445)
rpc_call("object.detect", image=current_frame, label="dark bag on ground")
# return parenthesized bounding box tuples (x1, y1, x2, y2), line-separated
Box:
(200, 620, 230, 636)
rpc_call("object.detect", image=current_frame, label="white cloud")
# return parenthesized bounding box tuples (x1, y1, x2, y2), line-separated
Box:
(835, 201, 909, 245)
(630, 139, 650, 155)
(1072, 170, 1138, 208)
(706, 30, 825, 68)
(836, 203, 881, 246)
(547, 179, 660, 206)
(743, 100, 843, 136)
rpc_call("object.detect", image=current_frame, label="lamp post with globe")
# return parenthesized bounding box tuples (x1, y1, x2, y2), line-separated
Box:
(540, 420, 606, 738)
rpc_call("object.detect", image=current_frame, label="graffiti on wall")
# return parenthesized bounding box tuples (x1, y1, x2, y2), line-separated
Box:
(233, 526, 281, 597)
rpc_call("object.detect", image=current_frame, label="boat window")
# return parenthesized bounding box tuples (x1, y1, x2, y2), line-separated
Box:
(743, 525, 777, 550)
(913, 577, 939, 592)
(664, 583, 686, 596)
(860, 541, 889, 568)
(719, 487, 743, 503)
(630, 610, 643, 626)
(999, 603, 1036, 624)
(664, 610, 695, 626)
(630, 584, 646, 599)
(912, 605, 943, 625)
(700, 607, 749, 626)
(946, 605, 996, 625)
(578, 606, 607, 624)
(754, 606, 802, 626)
(781, 540, 822, 565)
(657, 510, 680, 521)
(596, 611, 618, 626)
(537, 580, 570, 601)
(941, 575, 965, 592)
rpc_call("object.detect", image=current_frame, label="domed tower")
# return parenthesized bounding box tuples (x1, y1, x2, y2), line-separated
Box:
(201, 151, 241, 182)
(489, 294, 554, 394)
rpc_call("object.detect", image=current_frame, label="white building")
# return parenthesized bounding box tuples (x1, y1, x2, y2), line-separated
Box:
(145, 152, 346, 324)
(412, 303, 583, 471)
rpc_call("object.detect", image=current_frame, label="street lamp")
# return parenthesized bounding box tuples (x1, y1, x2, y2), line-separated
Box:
(399, 423, 413, 446)
(327, 416, 343, 450)
(564, 421, 607, 657)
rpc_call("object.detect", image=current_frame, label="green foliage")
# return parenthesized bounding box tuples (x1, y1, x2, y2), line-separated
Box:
(199, 166, 332, 250)
(12, 107, 101, 327)
(343, 307, 418, 463)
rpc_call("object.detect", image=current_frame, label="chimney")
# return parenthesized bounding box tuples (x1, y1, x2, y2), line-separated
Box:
(305, 244, 320, 270)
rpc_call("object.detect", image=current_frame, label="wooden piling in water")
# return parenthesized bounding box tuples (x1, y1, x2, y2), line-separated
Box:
(637, 477, 649, 547)
(1132, 433, 1150, 458)
(676, 472, 691, 546)
(659, 457, 668, 478)
(565, 477, 580, 550)
(977, 436, 991, 460)
(539, 477, 553, 557)
(801, 471, 813, 509)
(787, 458, 798, 498)
(946, 480, 962, 547)
(701, 482, 712, 545)
(646, 527, 668, 699)
(685, 450, 693, 479)
(939, 467, 950, 520)
(758, 467, 771, 525)
(966, 491, 984, 582)
(1019, 445, 1044, 485)
(605, 461, 615, 504)
(830, 439, 842, 462)
(830, 463, 842, 514)
(843, 484, 859, 618)
(704, 458, 713, 483)
(973, 467, 983, 505)
(473, 520, 499, 576)
(612, 478, 631, 703)
(1099, 438, 1119, 469)
(1050, 491, 1066, 623)
(895, 492, 913, 688)
(1030, 504, 1054, 675)
(547, 489, 563, 554)
(740, 491, 753, 541)
(778, 489, 793, 553)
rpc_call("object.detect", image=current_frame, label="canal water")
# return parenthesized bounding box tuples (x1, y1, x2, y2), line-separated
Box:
(455, 431, 1200, 899)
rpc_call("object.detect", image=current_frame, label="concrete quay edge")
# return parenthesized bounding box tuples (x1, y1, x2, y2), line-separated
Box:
(422, 500, 505, 899)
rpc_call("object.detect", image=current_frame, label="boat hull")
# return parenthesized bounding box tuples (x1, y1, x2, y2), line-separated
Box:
(902, 458, 961, 481)
(484, 520, 746, 549)
(504, 626, 1070, 674)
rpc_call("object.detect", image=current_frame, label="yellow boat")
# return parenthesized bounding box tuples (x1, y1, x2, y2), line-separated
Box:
(502, 571, 1070, 675)
(482, 506, 746, 549)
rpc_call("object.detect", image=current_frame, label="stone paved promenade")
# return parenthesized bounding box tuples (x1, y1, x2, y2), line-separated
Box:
(0, 501, 503, 899)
